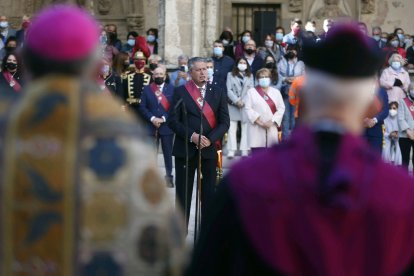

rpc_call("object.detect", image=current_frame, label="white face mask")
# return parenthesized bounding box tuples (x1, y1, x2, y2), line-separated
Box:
(391, 61, 401, 70)
(258, 77, 271, 88)
(237, 63, 247, 72)
(389, 109, 398, 117)
(410, 90, 414, 98)
(264, 40, 274, 48)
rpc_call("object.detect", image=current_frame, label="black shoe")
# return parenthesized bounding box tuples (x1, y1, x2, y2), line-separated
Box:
(165, 176, 174, 188)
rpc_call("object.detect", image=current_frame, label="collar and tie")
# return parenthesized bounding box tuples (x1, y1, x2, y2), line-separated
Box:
(197, 85, 206, 99)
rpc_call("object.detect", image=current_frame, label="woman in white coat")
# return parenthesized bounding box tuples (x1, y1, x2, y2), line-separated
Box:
(380, 53, 410, 102)
(226, 57, 254, 157)
(244, 68, 285, 151)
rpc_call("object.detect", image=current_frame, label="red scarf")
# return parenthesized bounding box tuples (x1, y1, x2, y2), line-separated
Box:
(403, 97, 414, 119)
(150, 83, 170, 111)
(255, 86, 277, 114)
(184, 81, 217, 129)
(3, 71, 21, 92)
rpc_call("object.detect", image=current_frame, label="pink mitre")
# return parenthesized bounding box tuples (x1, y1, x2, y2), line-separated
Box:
(26, 4, 100, 61)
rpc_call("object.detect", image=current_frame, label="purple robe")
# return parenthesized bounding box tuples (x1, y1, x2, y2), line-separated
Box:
(190, 126, 414, 275)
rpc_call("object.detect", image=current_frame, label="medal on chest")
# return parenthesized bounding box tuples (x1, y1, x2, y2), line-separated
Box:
(10, 80, 15, 87)
(197, 97, 204, 107)
(155, 90, 162, 102)
(410, 105, 414, 112)
(263, 95, 269, 101)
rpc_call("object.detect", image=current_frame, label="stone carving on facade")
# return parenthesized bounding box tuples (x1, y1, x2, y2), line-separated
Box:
(309, 0, 353, 20)
(98, 0, 112, 15)
(126, 14, 144, 34)
(289, 0, 303, 13)
(77, 0, 87, 6)
(361, 0, 375, 14)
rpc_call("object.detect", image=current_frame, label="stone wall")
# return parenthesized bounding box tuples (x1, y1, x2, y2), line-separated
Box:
(2, 0, 414, 65)
(361, 0, 414, 35)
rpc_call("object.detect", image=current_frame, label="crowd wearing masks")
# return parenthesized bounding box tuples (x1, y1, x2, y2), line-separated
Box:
(1, 13, 413, 172)
(1, 4, 414, 275)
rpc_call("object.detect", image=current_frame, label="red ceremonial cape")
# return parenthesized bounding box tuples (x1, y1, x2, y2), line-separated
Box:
(255, 86, 277, 114)
(3, 71, 21, 92)
(184, 81, 217, 129)
(150, 83, 170, 111)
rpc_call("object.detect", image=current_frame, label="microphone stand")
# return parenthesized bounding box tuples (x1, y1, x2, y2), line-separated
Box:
(174, 99, 189, 227)
(194, 82, 206, 244)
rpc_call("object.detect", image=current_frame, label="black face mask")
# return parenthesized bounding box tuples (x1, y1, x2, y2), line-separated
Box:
(6, 62, 17, 70)
(5, 46, 15, 53)
(123, 62, 130, 70)
(265, 62, 275, 69)
(154, 77, 164, 85)
(245, 48, 254, 55)
(149, 63, 158, 71)
(285, 51, 296, 60)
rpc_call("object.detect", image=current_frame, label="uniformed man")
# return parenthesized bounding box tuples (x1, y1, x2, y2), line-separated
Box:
(123, 50, 151, 120)
(0, 5, 186, 275)
(189, 23, 414, 275)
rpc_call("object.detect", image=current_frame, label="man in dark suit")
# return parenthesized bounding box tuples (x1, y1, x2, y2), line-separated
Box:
(364, 87, 389, 153)
(212, 40, 234, 88)
(243, 39, 264, 78)
(140, 64, 175, 187)
(167, 57, 230, 229)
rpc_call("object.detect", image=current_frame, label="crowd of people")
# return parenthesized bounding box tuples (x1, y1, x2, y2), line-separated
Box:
(1, 4, 414, 274)
(5, 14, 414, 170)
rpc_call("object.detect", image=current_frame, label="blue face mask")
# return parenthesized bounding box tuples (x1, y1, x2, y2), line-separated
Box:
(127, 39, 135, 47)
(100, 35, 107, 45)
(391, 61, 401, 71)
(242, 35, 250, 44)
(275, 33, 284, 41)
(207, 68, 214, 79)
(373, 35, 380, 41)
(381, 38, 387, 43)
(258, 77, 271, 88)
(391, 40, 399, 48)
(213, 46, 223, 56)
(0, 21, 8, 29)
(397, 33, 404, 41)
(147, 35, 156, 43)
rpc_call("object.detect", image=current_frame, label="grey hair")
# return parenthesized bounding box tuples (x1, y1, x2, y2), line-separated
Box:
(188, 57, 206, 71)
(388, 53, 404, 66)
(154, 63, 167, 73)
(372, 26, 382, 32)
(177, 54, 189, 62)
(148, 54, 162, 63)
(204, 57, 214, 64)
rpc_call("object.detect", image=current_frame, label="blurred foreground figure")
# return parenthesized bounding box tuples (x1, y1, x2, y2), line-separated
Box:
(0, 5, 185, 275)
(189, 23, 414, 275)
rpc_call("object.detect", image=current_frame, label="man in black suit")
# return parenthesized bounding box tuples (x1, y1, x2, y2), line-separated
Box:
(167, 57, 230, 229)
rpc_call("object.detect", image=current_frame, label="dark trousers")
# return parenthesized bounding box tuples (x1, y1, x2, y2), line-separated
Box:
(159, 134, 173, 178)
(399, 137, 414, 169)
(366, 136, 383, 154)
(175, 155, 217, 230)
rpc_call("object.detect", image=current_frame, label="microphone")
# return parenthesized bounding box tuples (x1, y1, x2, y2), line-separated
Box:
(174, 98, 184, 111)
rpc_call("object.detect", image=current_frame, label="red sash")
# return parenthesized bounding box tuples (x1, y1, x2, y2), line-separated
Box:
(3, 71, 21, 92)
(404, 97, 414, 119)
(184, 81, 217, 129)
(150, 83, 170, 111)
(255, 86, 277, 114)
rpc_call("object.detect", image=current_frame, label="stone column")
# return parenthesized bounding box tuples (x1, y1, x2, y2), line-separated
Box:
(191, 0, 202, 57)
(158, 0, 193, 64)
(202, 0, 219, 57)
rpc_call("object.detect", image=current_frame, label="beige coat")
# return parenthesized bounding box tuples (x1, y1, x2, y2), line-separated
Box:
(244, 86, 285, 148)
